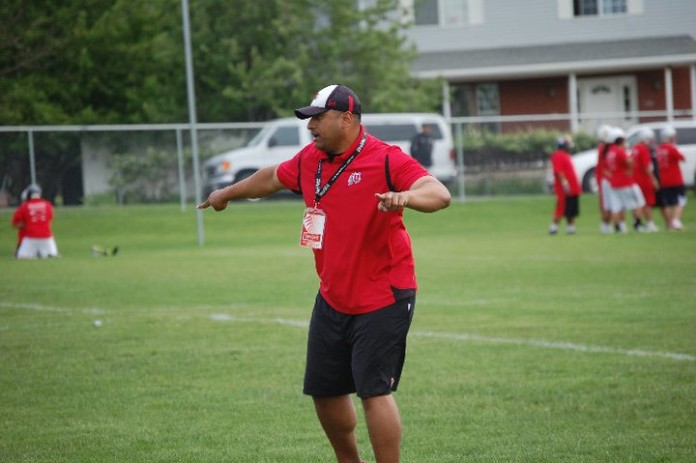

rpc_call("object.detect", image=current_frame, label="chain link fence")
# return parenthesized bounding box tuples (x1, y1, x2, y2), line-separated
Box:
(0, 123, 263, 208)
(1, 112, 693, 208)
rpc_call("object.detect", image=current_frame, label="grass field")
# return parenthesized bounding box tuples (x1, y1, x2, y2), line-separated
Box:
(1, 195, 695, 462)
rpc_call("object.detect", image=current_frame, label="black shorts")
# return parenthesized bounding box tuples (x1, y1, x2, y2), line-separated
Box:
(654, 188, 665, 208)
(564, 195, 579, 220)
(659, 186, 686, 207)
(303, 293, 416, 399)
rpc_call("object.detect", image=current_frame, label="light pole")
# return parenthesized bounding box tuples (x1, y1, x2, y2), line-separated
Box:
(181, 0, 205, 245)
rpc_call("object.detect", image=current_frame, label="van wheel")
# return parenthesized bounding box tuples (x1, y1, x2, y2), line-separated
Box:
(582, 168, 598, 193)
(234, 170, 262, 202)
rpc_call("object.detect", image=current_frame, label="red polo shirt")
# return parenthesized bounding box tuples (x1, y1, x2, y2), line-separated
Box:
(656, 142, 685, 187)
(550, 149, 581, 196)
(631, 143, 653, 188)
(277, 126, 430, 315)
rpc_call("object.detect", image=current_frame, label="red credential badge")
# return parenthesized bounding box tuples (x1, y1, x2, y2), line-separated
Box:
(299, 207, 326, 249)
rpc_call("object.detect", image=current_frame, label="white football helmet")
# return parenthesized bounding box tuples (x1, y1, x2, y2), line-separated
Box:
(638, 128, 655, 142)
(661, 126, 676, 140)
(597, 124, 613, 143)
(609, 127, 626, 143)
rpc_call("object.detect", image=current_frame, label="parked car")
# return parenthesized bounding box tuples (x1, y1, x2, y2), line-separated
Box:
(569, 121, 696, 193)
(201, 113, 456, 198)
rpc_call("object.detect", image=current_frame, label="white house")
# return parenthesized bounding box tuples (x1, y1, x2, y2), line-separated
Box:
(399, 0, 696, 133)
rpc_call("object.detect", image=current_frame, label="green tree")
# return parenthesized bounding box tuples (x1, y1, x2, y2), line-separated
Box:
(0, 0, 439, 203)
(1, 0, 437, 124)
(0, 0, 186, 202)
(0, 0, 185, 124)
(193, 0, 440, 121)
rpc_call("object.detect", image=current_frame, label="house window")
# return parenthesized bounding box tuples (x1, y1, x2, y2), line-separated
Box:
(415, 0, 469, 26)
(476, 84, 500, 116)
(451, 83, 500, 132)
(442, 0, 468, 26)
(414, 0, 439, 25)
(602, 0, 627, 14)
(573, 0, 626, 16)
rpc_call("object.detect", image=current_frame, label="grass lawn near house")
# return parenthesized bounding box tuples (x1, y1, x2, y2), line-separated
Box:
(1, 195, 694, 462)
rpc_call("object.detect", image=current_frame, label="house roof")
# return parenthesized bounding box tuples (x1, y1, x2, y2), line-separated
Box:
(412, 35, 696, 81)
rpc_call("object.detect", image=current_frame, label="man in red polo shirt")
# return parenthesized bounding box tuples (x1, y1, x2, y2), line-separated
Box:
(199, 84, 451, 463)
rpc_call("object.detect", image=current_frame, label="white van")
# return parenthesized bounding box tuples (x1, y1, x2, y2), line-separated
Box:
(201, 113, 456, 196)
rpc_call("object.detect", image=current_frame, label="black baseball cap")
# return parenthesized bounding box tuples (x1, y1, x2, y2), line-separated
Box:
(294, 84, 362, 119)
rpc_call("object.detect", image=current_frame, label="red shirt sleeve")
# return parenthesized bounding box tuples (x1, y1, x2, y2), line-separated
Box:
(670, 144, 685, 162)
(386, 146, 430, 192)
(12, 205, 25, 227)
(276, 150, 304, 192)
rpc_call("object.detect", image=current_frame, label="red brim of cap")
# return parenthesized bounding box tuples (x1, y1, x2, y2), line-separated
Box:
(294, 106, 329, 119)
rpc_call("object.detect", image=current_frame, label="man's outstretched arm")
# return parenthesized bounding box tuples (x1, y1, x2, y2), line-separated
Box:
(197, 165, 285, 211)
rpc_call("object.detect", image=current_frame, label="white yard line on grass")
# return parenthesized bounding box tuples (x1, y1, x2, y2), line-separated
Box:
(209, 313, 696, 362)
(2, 302, 692, 362)
(0, 301, 108, 314)
(412, 331, 696, 362)
(0, 302, 69, 312)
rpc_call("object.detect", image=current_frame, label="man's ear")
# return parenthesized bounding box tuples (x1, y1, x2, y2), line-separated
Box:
(341, 111, 356, 127)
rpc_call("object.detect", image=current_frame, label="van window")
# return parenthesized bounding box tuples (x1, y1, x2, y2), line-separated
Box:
(675, 128, 696, 145)
(247, 125, 272, 147)
(365, 124, 416, 142)
(270, 126, 300, 147)
(365, 123, 443, 142)
(654, 127, 696, 145)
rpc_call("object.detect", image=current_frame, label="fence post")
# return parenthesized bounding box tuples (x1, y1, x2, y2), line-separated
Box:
(665, 67, 674, 122)
(568, 73, 578, 133)
(455, 122, 465, 201)
(176, 128, 186, 212)
(691, 64, 696, 121)
(28, 130, 37, 185)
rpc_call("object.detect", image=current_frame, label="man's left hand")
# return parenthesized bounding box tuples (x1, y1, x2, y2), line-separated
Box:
(375, 191, 409, 212)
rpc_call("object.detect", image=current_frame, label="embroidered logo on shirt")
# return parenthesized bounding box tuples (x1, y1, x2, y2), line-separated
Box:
(348, 172, 362, 186)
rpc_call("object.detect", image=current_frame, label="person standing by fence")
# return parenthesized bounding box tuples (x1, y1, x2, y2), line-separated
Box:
(548, 135, 582, 235)
(656, 127, 687, 231)
(409, 124, 434, 168)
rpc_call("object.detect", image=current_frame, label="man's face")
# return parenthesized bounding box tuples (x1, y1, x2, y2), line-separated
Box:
(307, 110, 349, 155)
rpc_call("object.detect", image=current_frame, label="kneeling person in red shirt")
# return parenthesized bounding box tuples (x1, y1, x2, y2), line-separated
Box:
(12, 184, 59, 259)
